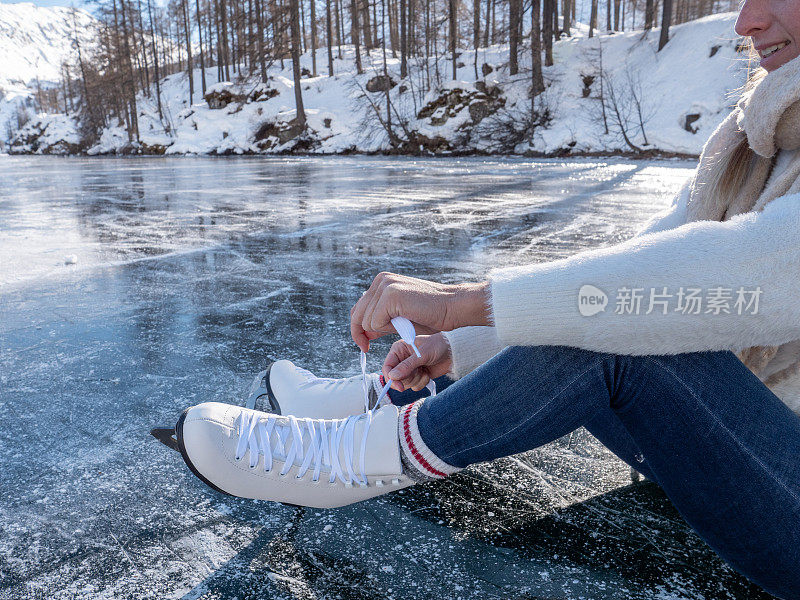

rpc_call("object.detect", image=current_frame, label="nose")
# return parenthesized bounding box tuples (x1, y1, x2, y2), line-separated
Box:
(735, 0, 771, 37)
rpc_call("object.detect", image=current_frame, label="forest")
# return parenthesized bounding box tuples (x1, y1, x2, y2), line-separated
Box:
(43, 0, 741, 147)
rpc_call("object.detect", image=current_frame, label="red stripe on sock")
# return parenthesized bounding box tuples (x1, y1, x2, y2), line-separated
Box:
(402, 403, 447, 479)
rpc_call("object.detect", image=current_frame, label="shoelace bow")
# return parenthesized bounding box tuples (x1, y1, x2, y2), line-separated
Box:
(235, 409, 374, 485)
(360, 317, 436, 413)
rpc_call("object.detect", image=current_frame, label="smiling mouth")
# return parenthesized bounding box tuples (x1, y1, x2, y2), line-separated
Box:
(761, 41, 791, 58)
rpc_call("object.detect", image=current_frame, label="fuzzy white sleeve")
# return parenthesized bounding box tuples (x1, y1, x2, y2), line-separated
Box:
(441, 326, 504, 380)
(488, 191, 800, 355)
(438, 175, 696, 378)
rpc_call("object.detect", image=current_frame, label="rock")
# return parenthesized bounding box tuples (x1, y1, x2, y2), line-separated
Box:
(249, 83, 279, 102)
(468, 101, 493, 124)
(398, 85, 408, 94)
(418, 84, 505, 126)
(709, 45, 721, 58)
(323, 117, 332, 128)
(581, 74, 595, 98)
(254, 117, 308, 149)
(481, 63, 494, 76)
(475, 80, 487, 93)
(684, 113, 701, 133)
(204, 82, 247, 109)
(301, 67, 312, 77)
(64, 255, 78, 265)
(366, 74, 397, 92)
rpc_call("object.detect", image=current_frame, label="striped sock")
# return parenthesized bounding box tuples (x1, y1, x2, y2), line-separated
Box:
(398, 400, 461, 482)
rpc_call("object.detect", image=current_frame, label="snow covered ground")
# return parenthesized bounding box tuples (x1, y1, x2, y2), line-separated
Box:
(0, 155, 777, 599)
(6, 11, 750, 156)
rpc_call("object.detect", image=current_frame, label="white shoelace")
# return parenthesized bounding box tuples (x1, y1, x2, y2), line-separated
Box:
(235, 410, 374, 485)
(359, 316, 436, 413)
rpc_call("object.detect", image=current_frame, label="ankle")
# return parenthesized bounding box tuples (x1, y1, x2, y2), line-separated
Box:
(398, 401, 461, 482)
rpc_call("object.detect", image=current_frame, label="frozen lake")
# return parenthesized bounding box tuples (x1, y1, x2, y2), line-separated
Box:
(0, 155, 776, 599)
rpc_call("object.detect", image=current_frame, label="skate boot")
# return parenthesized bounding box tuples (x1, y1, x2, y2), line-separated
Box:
(246, 317, 435, 419)
(247, 360, 386, 419)
(171, 402, 414, 508)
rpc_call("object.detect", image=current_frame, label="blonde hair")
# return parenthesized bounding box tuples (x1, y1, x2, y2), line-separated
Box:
(702, 37, 768, 219)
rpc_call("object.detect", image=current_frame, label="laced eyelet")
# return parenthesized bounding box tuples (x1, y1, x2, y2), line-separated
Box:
(249, 463, 258, 470)
(234, 455, 242, 461)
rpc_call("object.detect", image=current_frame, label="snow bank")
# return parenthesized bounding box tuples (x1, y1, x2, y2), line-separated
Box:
(8, 11, 749, 157)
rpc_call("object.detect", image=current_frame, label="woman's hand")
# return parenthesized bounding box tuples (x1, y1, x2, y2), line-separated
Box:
(382, 333, 453, 392)
(350, 271, 490, 352)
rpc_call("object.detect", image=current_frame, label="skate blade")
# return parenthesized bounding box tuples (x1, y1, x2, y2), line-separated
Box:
(150, 425, 180, 452)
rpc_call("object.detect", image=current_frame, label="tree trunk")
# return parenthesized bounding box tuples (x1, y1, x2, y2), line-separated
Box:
(530, 0, 544, 97)
(509, 0, 519, 75)
(326, 0, 334, 75)
(220, 0, 231, 79)
(543, 0, 553, 65)
(400, 0, 407, 77)
(449, 0, 457, 79)
(645, 0, 654, 29)
(381, 0, 392, 142)
(310, 0, 317, 75)
(182, 0, 194, 103)
(146, 0, 163, 122)
(658, 0, 672, 50)
(118, 0, 140, 141)
(472, 0, 479, 78)
(195, 0, 207, 93)
(289, 0, 307, 125)
(589, 0, 597, 37)
(334, 0, 343, 57)
(351, 0, 363, 72)
(255, 0, 267, 82)
(563, 0, 571, 36)
(360, 0, 372, 49)
(483, 0, 490, 46)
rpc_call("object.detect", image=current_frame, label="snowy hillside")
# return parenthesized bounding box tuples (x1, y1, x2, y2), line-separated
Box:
(0, 1, 94, 139)
(8, 11, 750, 156)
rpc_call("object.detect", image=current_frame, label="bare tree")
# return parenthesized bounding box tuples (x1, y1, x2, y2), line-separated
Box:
(509, 0, 520, 75)
(326, 0, 334, 75)
(449, 0, 457, 79)
(289, 0, 307, 125)
(658, 0, 672, 50)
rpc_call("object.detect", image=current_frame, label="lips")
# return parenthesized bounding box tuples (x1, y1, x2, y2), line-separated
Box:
(758, 40, 790, 58)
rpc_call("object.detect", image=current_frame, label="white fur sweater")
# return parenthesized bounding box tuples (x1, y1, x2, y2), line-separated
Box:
(443, 152, 800, 416)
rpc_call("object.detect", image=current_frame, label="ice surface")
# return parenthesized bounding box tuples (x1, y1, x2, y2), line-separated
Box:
(0, 156, 776, 599)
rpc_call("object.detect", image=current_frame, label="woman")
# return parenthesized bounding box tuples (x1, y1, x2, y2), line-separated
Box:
(170, 1, 800, 597)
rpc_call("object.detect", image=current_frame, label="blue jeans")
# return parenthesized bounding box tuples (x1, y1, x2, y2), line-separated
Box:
(387, 345, 800, 600)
